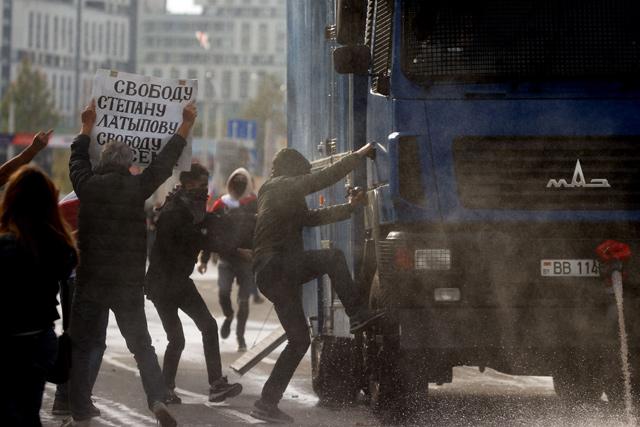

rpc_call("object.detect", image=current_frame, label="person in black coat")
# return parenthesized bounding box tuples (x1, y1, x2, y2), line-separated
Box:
(1, 165, 77, 427)
(66, 100, 197, 427)
(145, 163, 243, 404)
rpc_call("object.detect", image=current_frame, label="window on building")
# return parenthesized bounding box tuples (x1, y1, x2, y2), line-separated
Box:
(258, 23, 268, 51)
(98, 23, 103, 54)
(66, 75, 72, 112)
(69, 18, 74, 53)
(222, 70, 232, 98)
(241, 22, 251, 50)
(51, 74, 57, 107)
(91, 22, 96, 53)
(44, 15, 49, 50)
(28, 12, 34, 48)
(153, 68, 162, 77)
(36, 13, 41, 49)
(57, 75, 63, 109)
(239, 71, 249, 98)
(84, 22, 89, 55)
(187, 69, 198, 80)
(53, 16, 59, 51)
(170, 68, 179, 78)
(120, 24, 126, 58)
(106, 21, 111, 55)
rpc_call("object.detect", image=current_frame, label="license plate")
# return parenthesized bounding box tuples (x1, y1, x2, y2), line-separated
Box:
(540, 259, 600, 277)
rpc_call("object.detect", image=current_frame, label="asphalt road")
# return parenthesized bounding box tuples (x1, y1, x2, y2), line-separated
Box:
(40, 265, 632, 427)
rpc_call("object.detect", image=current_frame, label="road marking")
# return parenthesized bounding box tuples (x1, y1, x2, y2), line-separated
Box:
(102, 355, 264, 424)
(44, 384, 153, 427)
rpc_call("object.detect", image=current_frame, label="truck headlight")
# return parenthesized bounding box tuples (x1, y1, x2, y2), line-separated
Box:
(415, 249, 451, 270)
(434, 288, 461, 302)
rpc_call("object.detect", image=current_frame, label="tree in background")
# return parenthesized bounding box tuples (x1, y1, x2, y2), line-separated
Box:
(241, 74, 286, 175)
(1, 58, 60, 132)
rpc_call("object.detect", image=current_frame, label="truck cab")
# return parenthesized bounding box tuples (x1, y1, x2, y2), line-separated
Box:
(288, 0, 640, 419)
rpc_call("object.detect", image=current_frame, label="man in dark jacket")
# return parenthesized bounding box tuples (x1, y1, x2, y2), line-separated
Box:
(145, 163, 242, 404)
(66, 100, 197, 427)
(250, 144, 384, 423)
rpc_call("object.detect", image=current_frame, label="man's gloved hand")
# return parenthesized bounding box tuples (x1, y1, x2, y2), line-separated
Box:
(80, 99, 97, 136)
(348, 186, 367, 208)
(355, 143, 376, 159)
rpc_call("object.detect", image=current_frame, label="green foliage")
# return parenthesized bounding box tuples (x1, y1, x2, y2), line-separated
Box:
(1, 58, 60, 133)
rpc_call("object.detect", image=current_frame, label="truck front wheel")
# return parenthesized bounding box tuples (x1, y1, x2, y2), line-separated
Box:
(311, 335, 362, 406)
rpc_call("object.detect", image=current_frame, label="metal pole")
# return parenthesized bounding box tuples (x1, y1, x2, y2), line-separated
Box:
(74, 0, 82, 119)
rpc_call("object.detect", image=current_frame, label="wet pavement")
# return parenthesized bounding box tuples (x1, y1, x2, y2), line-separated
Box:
(40, 264, 631, 427)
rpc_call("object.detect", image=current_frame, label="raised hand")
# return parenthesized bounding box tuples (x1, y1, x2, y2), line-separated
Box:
(182, 101, 198, 126)
(31, 129, 54, 152)
(81, 99, 97, 135)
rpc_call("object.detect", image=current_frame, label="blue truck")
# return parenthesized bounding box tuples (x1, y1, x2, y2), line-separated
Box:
(287, 0, 640, 418)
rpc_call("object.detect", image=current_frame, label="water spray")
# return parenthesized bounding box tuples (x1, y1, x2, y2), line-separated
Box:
(596, 239, 634, 424)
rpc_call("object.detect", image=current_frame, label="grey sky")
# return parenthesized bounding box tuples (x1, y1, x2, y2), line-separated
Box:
(166, 0, 202, 14)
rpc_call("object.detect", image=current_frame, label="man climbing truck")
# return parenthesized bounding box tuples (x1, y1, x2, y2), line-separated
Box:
(288, 0, 640, 420)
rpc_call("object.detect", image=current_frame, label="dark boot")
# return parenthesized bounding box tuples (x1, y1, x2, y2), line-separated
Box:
(250, 399, 294, 424)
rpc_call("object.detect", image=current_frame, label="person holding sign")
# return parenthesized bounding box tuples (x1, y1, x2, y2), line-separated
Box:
(65, 100, 197, 427)
(145, 163, 243, 405)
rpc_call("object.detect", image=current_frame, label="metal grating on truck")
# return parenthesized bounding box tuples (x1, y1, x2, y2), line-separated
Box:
(452, 136, 640, 210)
(402, 0, 640, 82)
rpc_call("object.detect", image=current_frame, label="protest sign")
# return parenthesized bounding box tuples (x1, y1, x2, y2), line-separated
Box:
(90, 69, 198, 171)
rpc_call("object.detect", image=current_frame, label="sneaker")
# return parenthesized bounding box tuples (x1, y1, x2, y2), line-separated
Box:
(238, 336, 247, 352)
(220, 317, 232, 339)
(56, 402, 100, 418)
(349, 308, 386, 333)
(164, 389, 182, 405)
(52, 398, 71, 416)
(250, 399, 294, 424)
(209, 376, 243, 402)
(150, 401, 177, 427)
(60, 418, 91, 427)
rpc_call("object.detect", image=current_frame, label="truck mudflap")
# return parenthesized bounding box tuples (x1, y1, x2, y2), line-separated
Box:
(397, 305, 632, 351)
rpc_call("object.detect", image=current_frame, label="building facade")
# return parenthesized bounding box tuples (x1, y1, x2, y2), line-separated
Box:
(137, 0, 286, 138)
(0, 0, 136, 129)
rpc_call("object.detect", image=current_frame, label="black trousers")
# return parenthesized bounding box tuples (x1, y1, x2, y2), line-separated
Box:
(256, 249, 362, 405)
(152, 282, 222, 389)
(218, 259, 253, 339)
(68, 286, 166, 420)
(6, 328, 57, 427)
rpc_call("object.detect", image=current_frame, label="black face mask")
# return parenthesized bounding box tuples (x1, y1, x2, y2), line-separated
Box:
(178, 187, 207, 224)
(185, 187, 208, 202)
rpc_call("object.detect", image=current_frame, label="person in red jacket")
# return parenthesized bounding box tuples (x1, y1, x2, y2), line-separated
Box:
(202, 168, 258, 352)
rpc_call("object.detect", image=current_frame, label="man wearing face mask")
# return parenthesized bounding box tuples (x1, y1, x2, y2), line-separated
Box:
(145, 163, 243, 404)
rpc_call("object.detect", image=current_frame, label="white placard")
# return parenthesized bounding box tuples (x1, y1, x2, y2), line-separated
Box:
(90, 69, 198, 171)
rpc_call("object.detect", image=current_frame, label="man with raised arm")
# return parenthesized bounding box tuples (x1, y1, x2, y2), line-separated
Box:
(250, 144, 385, 424)
(64, 100, 197, 427)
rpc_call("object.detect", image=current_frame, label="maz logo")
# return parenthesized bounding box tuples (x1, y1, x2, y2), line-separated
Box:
(546, 160, 611, 188)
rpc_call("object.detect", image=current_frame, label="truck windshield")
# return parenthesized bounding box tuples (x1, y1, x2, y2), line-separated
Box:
(401, 0, 640, 84)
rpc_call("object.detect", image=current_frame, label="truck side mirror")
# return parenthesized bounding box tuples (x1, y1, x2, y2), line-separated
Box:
(333, 45, 371, 75)
(336, 0, 367, 45)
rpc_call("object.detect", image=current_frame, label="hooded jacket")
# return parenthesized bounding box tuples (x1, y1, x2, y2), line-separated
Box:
(69, 133, 186, 294)
(209, 168, 257, 264)
(253, 149, 362, 273)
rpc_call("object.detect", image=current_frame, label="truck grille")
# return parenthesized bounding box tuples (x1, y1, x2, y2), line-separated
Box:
(453, 136, 640, 210)
(402, 0, 640, 81)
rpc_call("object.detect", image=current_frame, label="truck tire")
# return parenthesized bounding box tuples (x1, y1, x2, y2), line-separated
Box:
(366, 272, 429, 423)
(311, 335, 362, 406)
